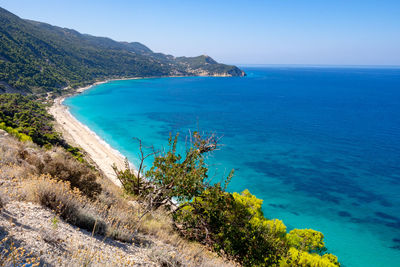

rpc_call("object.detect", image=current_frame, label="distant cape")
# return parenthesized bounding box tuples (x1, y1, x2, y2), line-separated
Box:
(0, 7, 245, 94)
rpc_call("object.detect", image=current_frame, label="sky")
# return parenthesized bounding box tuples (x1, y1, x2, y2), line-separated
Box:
(1, 0, 399, 65)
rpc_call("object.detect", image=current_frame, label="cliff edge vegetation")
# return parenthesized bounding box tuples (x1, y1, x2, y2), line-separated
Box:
(0, 94, 341, 266)
(0, 129, 233, 266)
(113, 133, 341, 267)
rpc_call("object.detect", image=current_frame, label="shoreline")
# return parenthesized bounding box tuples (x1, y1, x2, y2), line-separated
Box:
(49, 78, 143, 187)
(48, 73, 234, 187)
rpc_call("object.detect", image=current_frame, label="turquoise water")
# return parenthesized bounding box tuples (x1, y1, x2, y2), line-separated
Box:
(65, 67, 400, 266)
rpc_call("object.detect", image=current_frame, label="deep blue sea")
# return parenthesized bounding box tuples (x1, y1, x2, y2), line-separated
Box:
(65, 67, 400, 267)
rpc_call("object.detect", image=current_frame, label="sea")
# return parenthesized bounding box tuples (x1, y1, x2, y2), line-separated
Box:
(64, 66, 400, 267)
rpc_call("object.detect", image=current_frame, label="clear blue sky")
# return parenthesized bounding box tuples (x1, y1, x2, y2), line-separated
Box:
(1, 0, 399, 65)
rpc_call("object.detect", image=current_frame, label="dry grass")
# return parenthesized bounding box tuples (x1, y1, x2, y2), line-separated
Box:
(0, 131, 101, 198)
(0, 130, 235, 266)
(24, 175, 107, 236)
(149, 247, 184, 266)
(136, 208, 236, 266)
(67, 247, 137, 267)
(0, 237, 40, 267)
(20, 176, 233, 266)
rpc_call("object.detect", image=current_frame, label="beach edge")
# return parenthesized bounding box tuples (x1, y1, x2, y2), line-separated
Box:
(49, 79, 140, 187)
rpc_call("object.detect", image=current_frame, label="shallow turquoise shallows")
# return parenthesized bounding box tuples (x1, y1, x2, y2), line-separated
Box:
(65, 67, 400, 267)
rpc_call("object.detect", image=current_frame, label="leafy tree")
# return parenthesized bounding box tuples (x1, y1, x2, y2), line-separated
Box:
(114, 132, 229, 209)
(145, 132, 218, 204)
(113, 132, 232, 232)
(112, 138, 157, 196)
(233, 190, 287, 238)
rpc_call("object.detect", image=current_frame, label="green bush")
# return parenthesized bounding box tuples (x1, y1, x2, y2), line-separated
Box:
(173, 186, 288, 266)
(0, 94, 58, 146)
(113, 158, 149, 196)
(174, 187, 340, 266)
(114, 132, 233, 210)
(0, 122, 32, 142)
(146, 133, 211, 203)
(0, 94, 84, 161)
(287, 229, 326, 254)
(280, 248, 340, 267)
(281, 229, 340, 266)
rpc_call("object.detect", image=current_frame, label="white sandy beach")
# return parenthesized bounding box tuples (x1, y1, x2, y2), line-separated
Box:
(49, 77, 173, 187)
(49, 76, 179, 187)
(49, 81, 130, 187)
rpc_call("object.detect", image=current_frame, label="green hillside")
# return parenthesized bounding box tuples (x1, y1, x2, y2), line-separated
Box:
(0, 7, 244, 94)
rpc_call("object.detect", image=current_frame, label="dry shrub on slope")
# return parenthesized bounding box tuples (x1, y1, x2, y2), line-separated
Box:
(0, 131, 234, 266)
(22, 146, 101, 198)
(0, 130, 101, 198)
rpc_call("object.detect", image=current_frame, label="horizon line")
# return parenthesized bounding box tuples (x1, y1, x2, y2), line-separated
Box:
(235, 63, 400, 68)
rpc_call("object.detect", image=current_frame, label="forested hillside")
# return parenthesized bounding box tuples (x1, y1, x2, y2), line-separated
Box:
(0, 7, 244, 94)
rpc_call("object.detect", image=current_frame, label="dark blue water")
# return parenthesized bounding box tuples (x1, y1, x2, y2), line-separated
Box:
(65, 67, 400, 266)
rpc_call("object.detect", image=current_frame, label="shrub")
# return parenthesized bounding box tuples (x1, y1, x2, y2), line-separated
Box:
(0, 133, 101, 199)
(146, 133, 211, 203)
(0, 94, 59, 146)
(114, 132, 233, 225)
(0, 94, 84, 161)
(286, 229, 327, 254)
(113, 158, 149, 196)
(34, 178, 78, 220)
(28, 147, 101, 198)
(126, 132, 340, 266)
(281, 229, 340, 266)
(280, 247, 340, 267)
(173, 186, 287, 266)
(0, 122, 32, 142)
(174, 187, 340, 266)
(149, 247, 184, 267)
(28, 175, 106, 235)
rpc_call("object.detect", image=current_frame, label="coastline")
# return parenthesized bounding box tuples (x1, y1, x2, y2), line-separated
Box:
(49, 74, 233, 187)
(49, 78, 141, 187)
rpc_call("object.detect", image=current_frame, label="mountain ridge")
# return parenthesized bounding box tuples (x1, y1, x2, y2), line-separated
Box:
(0, 7, 245, 94)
